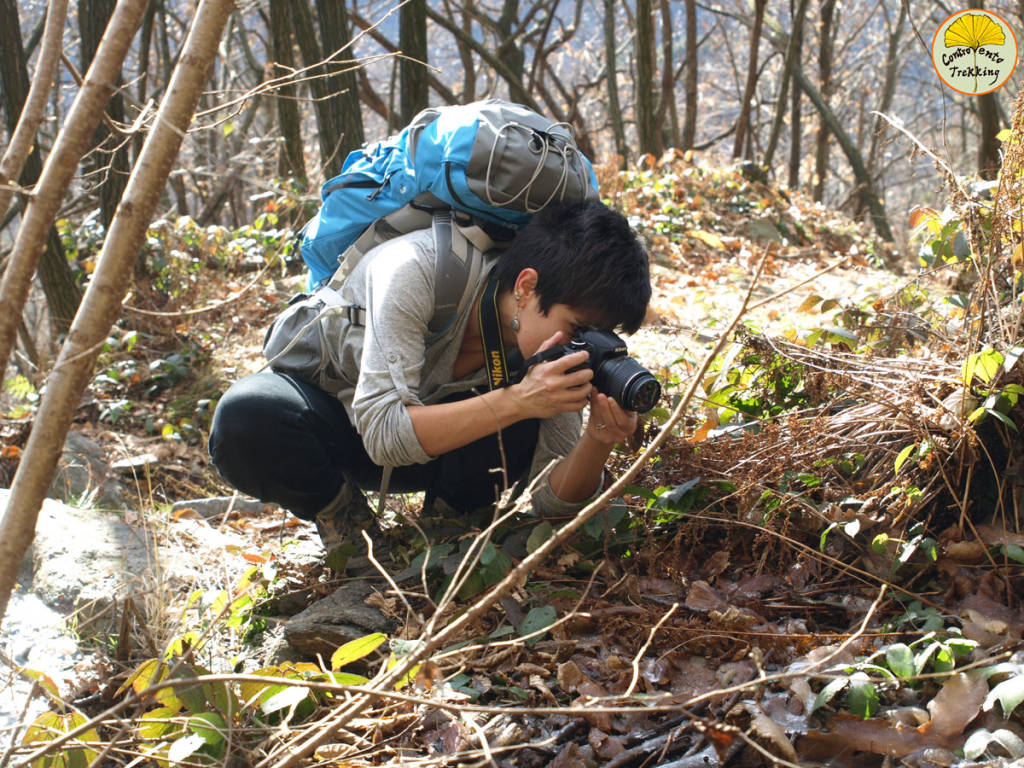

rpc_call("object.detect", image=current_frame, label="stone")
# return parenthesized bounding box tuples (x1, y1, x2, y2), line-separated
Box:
(170, 496, 273, 520)
(1, 489, 155, 640)
(49, 432, 127, 510)
(283, 581, 397, 660)
(742, 218, 783, 244)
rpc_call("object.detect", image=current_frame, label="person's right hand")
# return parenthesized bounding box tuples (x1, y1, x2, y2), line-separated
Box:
(510, 331, 593, 419)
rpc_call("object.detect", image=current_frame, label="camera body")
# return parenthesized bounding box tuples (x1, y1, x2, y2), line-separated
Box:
(521, 329, 661, 413)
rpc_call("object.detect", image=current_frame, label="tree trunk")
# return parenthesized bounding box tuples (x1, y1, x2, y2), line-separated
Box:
(288, 0, 344, 177)
(400, 0, 428, 123)
(681, 0, 697, 150)
(787, 1, 804, 189)
(0, 0, 83, 340)
(0, 0, 146, 378)
(423, 4, 542, 111)
(733, 0, 766, 159)
(133, 0, 158, 160)
(813, 0, 835, 201)
(0, 0, 233, 632)
(495, 0, 525, 91)
(268, 0, 306, 183)
(657, 0, 679, 149)
(80, 0, 130, 231)
(764, 0, 808, 168)
(0, 0, 68, 223)
(792, 65, 894, 241)
(604, 0, 627, 163)
(316, 0, 363, 171)
(862, 1, 905, 218)
(635, 0, 660, 156)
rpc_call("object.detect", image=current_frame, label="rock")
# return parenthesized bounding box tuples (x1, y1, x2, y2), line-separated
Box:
(49, 432, 127, 510)
(1, 489, 154, 640)
(284, 581, 397, 660)
(742, 218, 783, 244)
(171, 496, 273, 520)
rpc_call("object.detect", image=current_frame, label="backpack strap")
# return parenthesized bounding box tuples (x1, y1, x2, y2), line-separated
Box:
(427, 212, 486, 340)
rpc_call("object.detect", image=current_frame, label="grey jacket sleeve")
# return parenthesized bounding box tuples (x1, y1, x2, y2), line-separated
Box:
(350, 237, 436, 467)
(528, 410, 604, 516)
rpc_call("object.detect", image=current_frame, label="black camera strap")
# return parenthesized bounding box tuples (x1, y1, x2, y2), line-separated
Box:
(479, 277, 516, 390)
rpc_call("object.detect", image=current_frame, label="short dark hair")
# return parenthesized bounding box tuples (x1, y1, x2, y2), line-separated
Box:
(492, 200, 650, 334)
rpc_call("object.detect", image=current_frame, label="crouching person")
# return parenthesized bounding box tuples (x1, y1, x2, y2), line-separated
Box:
(208, 200, 651, 563)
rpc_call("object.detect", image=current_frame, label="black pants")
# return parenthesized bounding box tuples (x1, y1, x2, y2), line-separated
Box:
(208, 372, 539, 520)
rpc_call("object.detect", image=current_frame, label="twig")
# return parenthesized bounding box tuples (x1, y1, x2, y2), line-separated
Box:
(622, 602, 678, 698)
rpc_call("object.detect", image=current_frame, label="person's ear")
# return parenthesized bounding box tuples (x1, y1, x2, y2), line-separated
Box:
(514, 268, 539, 298)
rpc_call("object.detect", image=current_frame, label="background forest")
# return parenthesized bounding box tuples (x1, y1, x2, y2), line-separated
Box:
(2, 0, 1024, 766)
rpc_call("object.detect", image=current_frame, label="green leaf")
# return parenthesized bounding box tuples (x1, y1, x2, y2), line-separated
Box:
(479, 541, 497, 566)
(885, 644, 915, 679)
(327, 672, 369, 686)
(138, 706, 181, 740)
(848, 673, 879, 719)
(812, 677, 849, 712)
(820, 522, 837, 552)
(167, 732, 207, 764)
(984, 674, 1024, 718)
(330, 633, 387, 671)
(188, 712, 226, 747)
(527, 521, 554, 553)
(894, 443, 916, 474)
(521, 605, 558, 645)
(1002, 543, 1024, 564)
(261, 685, 310, 715)
(871, 533, 890, 555)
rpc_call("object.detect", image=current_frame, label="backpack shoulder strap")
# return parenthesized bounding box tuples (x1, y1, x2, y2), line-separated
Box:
(427, 212, 488, 339)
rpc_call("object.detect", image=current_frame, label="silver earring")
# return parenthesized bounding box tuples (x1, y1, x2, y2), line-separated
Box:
(511, 291, 522, 331)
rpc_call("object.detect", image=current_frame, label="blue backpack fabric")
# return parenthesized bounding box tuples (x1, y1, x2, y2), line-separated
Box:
(299, 100, 600, 288)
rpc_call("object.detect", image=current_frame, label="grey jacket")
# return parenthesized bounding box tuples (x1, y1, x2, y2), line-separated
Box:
(269, 228, 600, 516)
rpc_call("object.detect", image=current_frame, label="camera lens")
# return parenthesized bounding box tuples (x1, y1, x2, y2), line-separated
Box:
(593, 357, 662, 413)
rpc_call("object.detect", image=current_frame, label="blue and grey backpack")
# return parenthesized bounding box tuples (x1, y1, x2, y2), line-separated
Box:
(264, 100, 598, 388)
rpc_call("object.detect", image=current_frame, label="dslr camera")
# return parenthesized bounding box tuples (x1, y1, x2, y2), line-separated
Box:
(520, 329, 661, 413)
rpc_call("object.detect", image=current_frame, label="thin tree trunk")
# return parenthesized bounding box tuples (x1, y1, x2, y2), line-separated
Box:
(733, 0, 766, 159)
(604, 0, 627, 163)
(400, 0, 428, 123)
(0, 0, 233, 631)
(0, 0, 68, 223)
(791, 64, 894, 241)
(813, 0, 835, 201)
(764, 0, 808, 167)
(787, 21, 802, 190)
(268, 0, 306, 183)
(656, 0, 678, 148)
(80, 0, 130, 231)
(0, 0, 147, 379)
(865, 2, 905, 189)
(289, 0, 344, 177)
(681, 0, 697, 149)
(317, 0, 363, 173)
(0, 0, 82, 337)
(635, 0, 660, 156)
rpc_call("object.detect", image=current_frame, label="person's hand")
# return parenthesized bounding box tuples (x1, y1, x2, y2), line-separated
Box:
(585, 392, 637, 446)
(511, 331, 593, 419)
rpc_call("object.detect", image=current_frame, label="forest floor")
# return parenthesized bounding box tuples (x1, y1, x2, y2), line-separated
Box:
(2, 156, 1023, 767)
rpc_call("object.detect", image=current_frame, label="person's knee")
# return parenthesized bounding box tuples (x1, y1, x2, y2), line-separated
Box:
(209, 374, 289, 482)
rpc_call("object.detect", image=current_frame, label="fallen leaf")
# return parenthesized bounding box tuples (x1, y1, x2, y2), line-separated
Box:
(925, 671, 987, 738)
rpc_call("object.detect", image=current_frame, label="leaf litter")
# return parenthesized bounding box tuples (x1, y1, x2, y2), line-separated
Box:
(8, 121, 1024, 768)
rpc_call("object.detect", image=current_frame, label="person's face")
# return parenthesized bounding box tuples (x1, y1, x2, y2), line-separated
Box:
(509, 268, 596, 358)
(514, 295, 592, 358)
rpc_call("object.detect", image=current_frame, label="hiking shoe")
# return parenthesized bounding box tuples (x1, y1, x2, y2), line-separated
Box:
(314, 478, 376, 570)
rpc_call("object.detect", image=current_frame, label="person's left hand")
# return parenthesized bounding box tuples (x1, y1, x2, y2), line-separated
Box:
(585, 392, 637, 446)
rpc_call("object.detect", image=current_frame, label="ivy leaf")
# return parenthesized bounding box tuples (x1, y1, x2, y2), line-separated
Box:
(167, 732, 207, 764)
(848, 673, 879, 719)
(261, 685, 309, 715)
(521, 605, 558, 646)
(885, 644, 915, 679)
(984, 675, 1024, 718)
(812, 677, 849, 712)
(527, 521, 554, 553)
